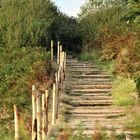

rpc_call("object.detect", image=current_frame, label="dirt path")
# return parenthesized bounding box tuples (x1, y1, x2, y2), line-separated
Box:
(60, 56, 128, 136)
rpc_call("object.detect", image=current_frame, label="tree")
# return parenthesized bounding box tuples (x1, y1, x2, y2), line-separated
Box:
(50, 13, 82, 53)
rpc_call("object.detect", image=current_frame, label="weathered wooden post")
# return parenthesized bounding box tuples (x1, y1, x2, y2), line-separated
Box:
(36, 92, 42, 140)
(57, 41, 60, 64)
(64, 52, 67, 72)
(32, 85, 37, 140)
(14, 105, 19, 140)
(61, 52, 65, 82)
(51, 40, 54, 62)
(45, 90, 49, 132)
(42, 94, 47, 140)
(52, 83, 56, 125)
(60, 45, 62, 54)
(61, 65, 64, 83)
(58, 67, 61, 84)
(55, 73, 59, 119)
(59, 52, 63, 82)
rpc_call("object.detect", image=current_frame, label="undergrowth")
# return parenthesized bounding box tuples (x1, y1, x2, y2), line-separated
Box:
(79, 51, 116, 75)
(0, 46, 51, 137)
(112, 76, 137, 106)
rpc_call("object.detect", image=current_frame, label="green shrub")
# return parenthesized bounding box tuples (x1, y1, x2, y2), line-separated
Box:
(0, 0, 58, 48)
(0, 46, 50, 137)
(79, 52, 95, 62)
(112, 76, 137, 106)
(79, 50, 116, 75)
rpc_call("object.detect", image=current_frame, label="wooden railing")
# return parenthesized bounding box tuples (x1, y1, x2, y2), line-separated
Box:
(14, 41, 66, 140)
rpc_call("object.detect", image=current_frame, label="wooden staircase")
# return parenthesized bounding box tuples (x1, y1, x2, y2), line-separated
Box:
(60, 57, 129, 137)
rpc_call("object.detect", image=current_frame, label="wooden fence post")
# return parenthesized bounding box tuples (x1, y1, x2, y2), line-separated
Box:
(52, 83, 56, 125)
(36, 92, 42, 140)
(64, 52, 67, 72)
(60, 45, 62, 54)
(61, 65, 64, 82)
(60, 52, 65, 82)
(55, 73, 59, 119)
(14, 105, 19, 140)
(32, 85, 37, 140)
(45, 90, 49, 132)
(57, 41, 60, 64)
(42, 94, 47, 140)
(58, 67, 61, 84)
(51, 40, 54, 62)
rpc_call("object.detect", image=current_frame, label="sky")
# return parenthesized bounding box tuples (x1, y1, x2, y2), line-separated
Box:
(52, 0, 86, 17)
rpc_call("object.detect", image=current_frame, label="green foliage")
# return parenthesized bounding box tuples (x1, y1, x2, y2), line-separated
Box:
(50, 13, 82, 53)
(79, 0, 140, 92)
(0, 0, 58, 48)
(112, 76, 137, 106)
(0, 0, 82, 137)
(127, 0, 140, 23)
(79, 52, 95, 62)
(79, 50, 116, 75)
(0, 0, 82, 53)
(0, 46, 50, 136)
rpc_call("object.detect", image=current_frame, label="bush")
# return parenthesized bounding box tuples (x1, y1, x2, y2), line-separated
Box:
(0, 46, 50, 137)
(79, 0, 140, 93)
(112, 76, 137, 106)
(0, 0, 58, 48)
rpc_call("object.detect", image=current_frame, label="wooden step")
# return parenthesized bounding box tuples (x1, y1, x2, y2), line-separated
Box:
(66, 63, 90, 66)
(73, 129, 126, 136)
(70, 106, 125, 112)
(68, 113, 125, 119)
(71, 85, 112, 89)
(72, 75, 111, 79)
(66, 60, 78, 63)
(67, 109, 124, 114)
(69, 66, 97, 69)
(69, 123, 124, 130)
(66, 79, 112, 83)
(70, 69, 104, 72)
(69, 100, 113, 106)
(66, 96, 113, 101)
(68, 81, 112, 85)
(66, 118, 126, 124)
(67, 92, 111, 96)
(71, 71, 106, 75)
(67, 68, 100, 71)
(71, 89, 112, 93)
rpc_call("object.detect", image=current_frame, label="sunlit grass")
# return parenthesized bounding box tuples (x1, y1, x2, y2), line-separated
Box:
(112, 76, 137, 106)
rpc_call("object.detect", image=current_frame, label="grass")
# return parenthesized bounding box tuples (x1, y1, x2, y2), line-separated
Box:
(112, 76, 137, 106)
(79, 51, 116, 75)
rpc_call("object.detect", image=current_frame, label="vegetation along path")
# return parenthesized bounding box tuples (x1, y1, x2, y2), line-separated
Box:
(60, 56, 130, 137)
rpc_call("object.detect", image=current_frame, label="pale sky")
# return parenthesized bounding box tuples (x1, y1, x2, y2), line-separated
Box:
(52, 0, 86, 17)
